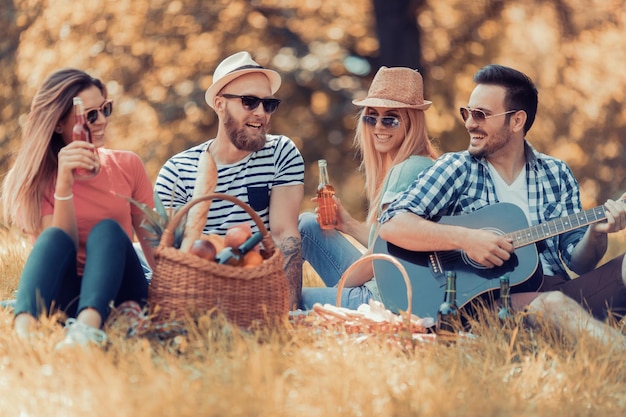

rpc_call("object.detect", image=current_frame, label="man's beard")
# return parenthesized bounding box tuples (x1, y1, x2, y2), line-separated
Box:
(468, 125, 511, 159)
(224, 110, 267, 152)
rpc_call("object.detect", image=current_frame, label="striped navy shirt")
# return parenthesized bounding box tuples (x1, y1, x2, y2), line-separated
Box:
(379, 141, 585, 277)
(155, 134, 304, 235)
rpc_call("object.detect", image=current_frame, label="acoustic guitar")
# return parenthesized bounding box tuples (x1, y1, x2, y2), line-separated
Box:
(372, 201, 618, 319)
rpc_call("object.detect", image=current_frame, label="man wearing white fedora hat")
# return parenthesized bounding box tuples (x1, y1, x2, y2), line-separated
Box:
(156, 51, 305, 309)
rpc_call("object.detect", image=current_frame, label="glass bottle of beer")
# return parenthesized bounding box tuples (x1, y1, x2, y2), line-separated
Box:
(316, 159, 337, 230)
(72, 97, 98, 179)
(437, 271, 459, 333)
(215, 231, 264, 266)
(498, 273, 513, 322)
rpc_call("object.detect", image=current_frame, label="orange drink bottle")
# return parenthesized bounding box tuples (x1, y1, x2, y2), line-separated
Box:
(316, 159, 337, 230)
(72, 97, 98, 179)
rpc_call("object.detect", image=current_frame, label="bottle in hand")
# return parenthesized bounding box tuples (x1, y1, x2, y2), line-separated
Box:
(216, 231, 264, 266)
(72, 97, 99, 179)
(316, 159, 337, 230)
(436, 271, 460, 333)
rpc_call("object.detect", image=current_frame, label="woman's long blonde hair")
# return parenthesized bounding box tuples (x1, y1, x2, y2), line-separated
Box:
(355, 106, 438, 225)
(1, 69, 106, 235)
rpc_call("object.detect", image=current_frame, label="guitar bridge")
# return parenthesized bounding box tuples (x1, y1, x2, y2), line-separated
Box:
(429, 252, 447, 287)
(429, 252, 443, 274)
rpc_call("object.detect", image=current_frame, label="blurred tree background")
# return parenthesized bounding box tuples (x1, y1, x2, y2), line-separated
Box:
(1, 0, 625, 221)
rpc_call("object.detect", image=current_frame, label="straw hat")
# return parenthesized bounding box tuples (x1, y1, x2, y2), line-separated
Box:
(205, 51, 282, 109)
(352, 66, 431, 110)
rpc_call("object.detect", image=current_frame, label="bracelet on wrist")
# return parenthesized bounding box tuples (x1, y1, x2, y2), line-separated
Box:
(53, 193, 74, 201)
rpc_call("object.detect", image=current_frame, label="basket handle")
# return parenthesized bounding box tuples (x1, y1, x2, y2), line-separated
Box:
(159, 193, 275, 254)
(335, 253, 413, 317)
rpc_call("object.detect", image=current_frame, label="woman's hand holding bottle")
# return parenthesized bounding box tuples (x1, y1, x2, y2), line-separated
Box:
(57, 141, 100, 184)
(312, 194, 367, 242)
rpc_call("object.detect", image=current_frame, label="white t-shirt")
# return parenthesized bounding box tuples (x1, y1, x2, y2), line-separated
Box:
(487, 162, 553, 275)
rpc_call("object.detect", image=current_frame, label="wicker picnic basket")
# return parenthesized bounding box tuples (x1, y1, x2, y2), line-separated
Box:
(302, 253, 430, 338)
(148, 193, 289, 329)
(292, 254, 473, 347)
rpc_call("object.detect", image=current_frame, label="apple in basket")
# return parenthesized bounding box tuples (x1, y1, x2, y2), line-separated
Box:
(189, 239, 217, 261)
(224, 223, 252, 248)
(243, 251, 264, 267)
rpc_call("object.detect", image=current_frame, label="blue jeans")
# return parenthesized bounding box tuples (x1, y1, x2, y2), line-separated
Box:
(14, 219, 148, 322)
(299, 212, 373, 310)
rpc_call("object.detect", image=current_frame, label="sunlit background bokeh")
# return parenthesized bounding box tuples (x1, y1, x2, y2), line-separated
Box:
(1, 0, 625, 220)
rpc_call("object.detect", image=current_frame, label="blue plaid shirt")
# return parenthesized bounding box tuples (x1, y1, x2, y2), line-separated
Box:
(379, 141, 586, 277)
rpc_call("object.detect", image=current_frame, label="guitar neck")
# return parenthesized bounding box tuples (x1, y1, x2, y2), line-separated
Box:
(507, 198, 624, 249)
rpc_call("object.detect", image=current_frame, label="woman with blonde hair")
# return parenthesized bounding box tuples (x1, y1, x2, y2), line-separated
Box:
(2, 68, 155, 346)
(299, 66, 438, 309)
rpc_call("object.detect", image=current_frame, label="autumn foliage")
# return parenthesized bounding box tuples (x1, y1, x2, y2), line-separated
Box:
(1, 0, 625, 217)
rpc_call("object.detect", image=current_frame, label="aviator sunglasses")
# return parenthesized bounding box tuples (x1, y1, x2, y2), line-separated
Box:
(85, 100, 114, 124)
(362, 115, 401, 129)
(221, 94, 281, 114)
(459, 107, 518, 123)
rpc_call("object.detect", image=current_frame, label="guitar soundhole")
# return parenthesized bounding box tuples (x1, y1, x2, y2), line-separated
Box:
(461, 252, 488, 270)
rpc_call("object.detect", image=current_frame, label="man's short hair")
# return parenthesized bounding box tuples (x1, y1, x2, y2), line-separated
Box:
(473, 64, 538, 134)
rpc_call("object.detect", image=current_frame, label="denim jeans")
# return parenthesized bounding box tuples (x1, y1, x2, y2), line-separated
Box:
(14, 219, 148, 321)
(299, 212, 374, 310)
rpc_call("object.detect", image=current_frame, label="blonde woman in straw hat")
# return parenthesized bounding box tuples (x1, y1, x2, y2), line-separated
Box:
(299, 66, 438, 310)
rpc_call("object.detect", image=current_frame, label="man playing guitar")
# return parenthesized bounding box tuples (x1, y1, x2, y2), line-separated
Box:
(377, 65, 626, 346)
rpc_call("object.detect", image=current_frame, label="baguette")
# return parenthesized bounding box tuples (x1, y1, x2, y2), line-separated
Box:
(179, 149, 218, 251)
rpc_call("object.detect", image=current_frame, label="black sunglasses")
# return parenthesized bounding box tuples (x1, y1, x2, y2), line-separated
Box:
(221, 94, 281, 114)
(85, 100, 113, 124)
(459, 107, 517, 123)
(362, 115, 400, 129)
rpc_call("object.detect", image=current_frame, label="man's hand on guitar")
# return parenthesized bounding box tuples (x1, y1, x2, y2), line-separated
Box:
(591, 195, 626, 235)
(463, 229, 514, 269)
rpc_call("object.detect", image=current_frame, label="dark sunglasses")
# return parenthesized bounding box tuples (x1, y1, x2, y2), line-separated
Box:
(221, 94, 281, 114)
(362, 115, 400, 129)
(459, 107, 517, 123)
(85, 100, 113, 124)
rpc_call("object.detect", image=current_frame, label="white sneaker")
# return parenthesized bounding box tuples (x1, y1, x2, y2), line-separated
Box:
(55, 318, 107, 349)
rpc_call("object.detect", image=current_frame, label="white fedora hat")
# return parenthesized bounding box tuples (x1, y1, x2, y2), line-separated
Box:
(204, 51, 282, 109)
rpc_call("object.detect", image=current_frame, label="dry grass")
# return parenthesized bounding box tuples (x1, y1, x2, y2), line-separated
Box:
(1, 228, 626, 416)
